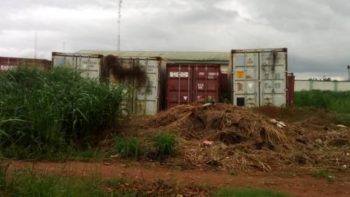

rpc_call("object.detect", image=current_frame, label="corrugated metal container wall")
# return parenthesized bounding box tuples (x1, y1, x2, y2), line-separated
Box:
(287, 73, 295, 106)
(232, 52, 259, 107)
(166, 64, 221, 108)
(110, 57, 162, 115)
(52, 52, 102, 80)
(231, 48, 288, 107)
(0, 56, 51, 72)
(259, 51, 287, 106)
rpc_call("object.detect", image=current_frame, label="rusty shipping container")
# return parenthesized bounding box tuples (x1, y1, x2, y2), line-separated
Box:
(231, 48, 288, 107)
(110, 57, 162, 115)
(166, 64, 221, 109)
(52, 52, 103, 80)
(0, 56, 51, 72)
(287, 73, 295, 106)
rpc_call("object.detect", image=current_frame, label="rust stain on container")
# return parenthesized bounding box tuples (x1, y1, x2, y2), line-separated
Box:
(166, 64, 221, 109)
(287, 73, 295, 106)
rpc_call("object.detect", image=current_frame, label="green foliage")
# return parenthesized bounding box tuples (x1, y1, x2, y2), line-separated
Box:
(294, 90, 350, 125)
(153, 132, 178, 159)
(215, 187, 291, 197)
(311, 170, 334, 182)
(0, 68, 123, 159)
(115, 137, 142, 159)
(2, 171, 106, 197)
(294, 90, 350, 113)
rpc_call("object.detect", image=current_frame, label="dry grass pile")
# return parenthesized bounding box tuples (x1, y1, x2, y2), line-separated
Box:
(148, 104, 350, 172)
(150, 103, 289, 150)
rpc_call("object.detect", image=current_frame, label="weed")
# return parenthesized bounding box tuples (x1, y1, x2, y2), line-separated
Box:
(114, 137, 142, 159)
(0, 68, 123, 159)
(153, 132, 178, 159)
(311, 170, 334, 182)
(215, 187, 291, 197)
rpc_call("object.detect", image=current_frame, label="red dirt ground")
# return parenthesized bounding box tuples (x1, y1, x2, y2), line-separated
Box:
(7, 161, 350, 197)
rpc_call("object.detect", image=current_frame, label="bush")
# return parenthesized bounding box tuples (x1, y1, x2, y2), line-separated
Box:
(153, 133, 177, 159)
(0, 68, 123, 159)
(115, 137, 142, 159)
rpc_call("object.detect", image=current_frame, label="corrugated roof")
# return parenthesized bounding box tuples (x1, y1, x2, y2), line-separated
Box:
(78, 50, 230, 62)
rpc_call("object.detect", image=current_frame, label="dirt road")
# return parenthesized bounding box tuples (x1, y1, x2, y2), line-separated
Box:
(6, 161, 350, 197)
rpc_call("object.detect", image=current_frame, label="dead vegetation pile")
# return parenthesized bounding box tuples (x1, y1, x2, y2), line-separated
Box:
(148, 104, 350, 172)
(149, 103, 289, 150)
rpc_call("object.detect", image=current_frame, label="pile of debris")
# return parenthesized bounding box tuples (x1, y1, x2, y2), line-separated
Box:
(148, 103, 350, 172)
(149, 103, 290, 151)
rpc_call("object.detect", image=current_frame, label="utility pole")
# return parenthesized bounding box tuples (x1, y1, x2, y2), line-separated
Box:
(117, 0, 122, 51)
(34, 31, 37, 59)
(347, 65, 350, 81)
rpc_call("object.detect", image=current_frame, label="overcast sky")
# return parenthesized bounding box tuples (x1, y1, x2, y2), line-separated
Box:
(1, 0, 350, 79)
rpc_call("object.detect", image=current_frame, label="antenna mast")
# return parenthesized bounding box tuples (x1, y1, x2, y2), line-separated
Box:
(117, 0, 122, 51)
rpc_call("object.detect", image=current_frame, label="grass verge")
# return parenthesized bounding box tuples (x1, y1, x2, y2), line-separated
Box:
(215, 187, 291, 197)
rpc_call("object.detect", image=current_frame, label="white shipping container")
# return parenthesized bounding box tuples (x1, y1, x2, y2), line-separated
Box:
(52, 52, 102, 80)
(231, 48, 288, 107)
(110, 57, 162, 115)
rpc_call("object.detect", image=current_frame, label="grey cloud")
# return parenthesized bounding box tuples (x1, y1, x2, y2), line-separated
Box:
(0, 0, 350, 79)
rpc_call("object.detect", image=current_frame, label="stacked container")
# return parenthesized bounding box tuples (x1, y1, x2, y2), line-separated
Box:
(231, 48, 288, 107)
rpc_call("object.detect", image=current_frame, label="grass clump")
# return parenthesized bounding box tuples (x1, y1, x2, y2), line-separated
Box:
(0, 68, 123, 159)
(311, 170, 334, 182)
(153, 132, 178, 159)
(215, 187, 291, 197)
(1, 170, 117, 197)
(115, 137, 142, 159)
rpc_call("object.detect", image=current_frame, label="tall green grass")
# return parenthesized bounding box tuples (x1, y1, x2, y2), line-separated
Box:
(0, 68, 123, 159)
(294, 90, 350, 113)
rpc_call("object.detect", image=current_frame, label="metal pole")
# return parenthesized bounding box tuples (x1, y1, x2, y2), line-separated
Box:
(34, 31, 37, 59)
(347, 65, 350, 81)
(117, 0, 122, 51)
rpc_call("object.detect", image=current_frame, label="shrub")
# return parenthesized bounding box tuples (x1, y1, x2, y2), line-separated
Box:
(153, 133, 178, 159)
(0, 68, 123, 159)
(114, 137, 142, 159)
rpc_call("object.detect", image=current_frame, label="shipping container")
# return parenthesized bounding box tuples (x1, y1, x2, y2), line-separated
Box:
(109, 57, 162, 115)
(231, 48, 288, 107)
(52, 52, 102, 80)
(287, 73, 295, 106)
(166, 64, 221, 108)
(0, 56, 51, 72)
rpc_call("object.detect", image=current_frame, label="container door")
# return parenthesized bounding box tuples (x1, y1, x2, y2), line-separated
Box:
(232, 53, 259, 107)
(193, 65, 220, 102)
(76, 57, 101, 79)
(259, 52, 287, 107)
(135, 59, 160, 115)
(167, 64, 192, 109)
